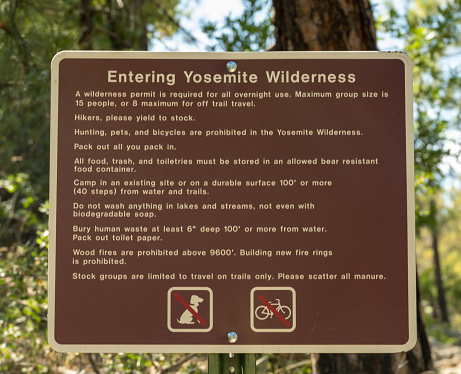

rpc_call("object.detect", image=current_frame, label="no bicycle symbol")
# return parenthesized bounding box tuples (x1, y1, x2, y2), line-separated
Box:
(168, 287, 213, 332)
(251, 287, 296, 332)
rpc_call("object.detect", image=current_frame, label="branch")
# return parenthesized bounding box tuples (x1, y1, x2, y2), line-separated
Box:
(11, 0, 30, 70)
(274, 358, 312, 374)
(88, 353, 100, 374)
(160, 353, 197, 374)
(150, 0, 199, 45)
(92, 26, 134, 49)
(0, 21, 12, 35)
(78, 0, 94, 48)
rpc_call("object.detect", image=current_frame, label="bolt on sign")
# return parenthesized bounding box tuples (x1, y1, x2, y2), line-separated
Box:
(49, 51, 416, 353)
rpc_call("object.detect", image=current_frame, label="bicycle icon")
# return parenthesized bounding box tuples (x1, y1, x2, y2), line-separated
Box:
(251, 287, 296, 332)
(255, 298, 292, 320)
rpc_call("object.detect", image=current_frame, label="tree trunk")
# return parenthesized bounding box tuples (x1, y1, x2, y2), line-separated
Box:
(78, 0, 94, 49)
(272, 0, 377, 51)
(311, 281, 433, 374)
(271, 0, 434, 372)
(430, 199, 449, 324)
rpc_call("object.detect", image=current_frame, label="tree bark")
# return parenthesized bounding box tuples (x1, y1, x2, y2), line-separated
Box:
(78, 0, 94, 49)
(272, 0, 377, 51)
(311, 280, 434, 374)
(430, 199, 449, 323)
(272, 0, 434, 373)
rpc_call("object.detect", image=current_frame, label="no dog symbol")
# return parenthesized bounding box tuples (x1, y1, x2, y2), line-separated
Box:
(167, 287, 213, 332)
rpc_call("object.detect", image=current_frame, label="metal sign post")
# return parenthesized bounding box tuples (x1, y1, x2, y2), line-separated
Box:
(49, 51, 415, 354)
(208, 354, 256, 374)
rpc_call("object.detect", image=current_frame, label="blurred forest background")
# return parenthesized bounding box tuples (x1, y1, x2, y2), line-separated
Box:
(1, 0, 461, 372)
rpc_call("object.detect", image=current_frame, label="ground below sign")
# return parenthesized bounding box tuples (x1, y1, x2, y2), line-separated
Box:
(49, 51, 416, 353)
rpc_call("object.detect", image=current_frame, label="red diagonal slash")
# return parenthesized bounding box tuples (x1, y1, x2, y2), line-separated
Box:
(174, 292, 206, 326)
(258, 294, 291, 327)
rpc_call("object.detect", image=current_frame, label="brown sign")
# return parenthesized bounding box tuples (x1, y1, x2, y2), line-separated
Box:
(49, 51, 416, 353)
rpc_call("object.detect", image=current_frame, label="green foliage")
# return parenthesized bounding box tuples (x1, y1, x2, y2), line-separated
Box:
(0, 3, 68, 368)
(417, 187, 461, 333)
(0, 0, 181, 372)
(0, 1, 70, 197)
(378, 0, 461, 230)
(0, 174, 48, 246)
(379, 0, 461, 341)
(0, 204, 49, 372)
(73, 0, 182, 50)
(260, 353, 312, 373)
(202, 0, 274, 51)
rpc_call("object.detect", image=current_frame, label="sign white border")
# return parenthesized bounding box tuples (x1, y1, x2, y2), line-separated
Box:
(49, 51, 416, 353)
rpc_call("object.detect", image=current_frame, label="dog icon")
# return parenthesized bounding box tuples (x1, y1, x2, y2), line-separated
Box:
(177, 295, 204, 324)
